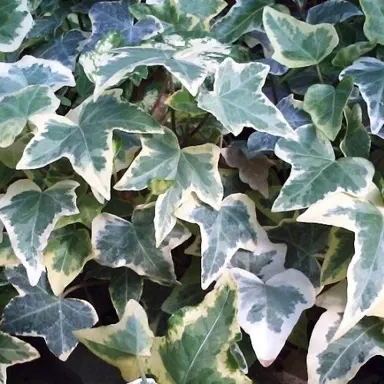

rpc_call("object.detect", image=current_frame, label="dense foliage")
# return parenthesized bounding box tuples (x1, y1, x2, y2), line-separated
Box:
(0, 0, 384, 383)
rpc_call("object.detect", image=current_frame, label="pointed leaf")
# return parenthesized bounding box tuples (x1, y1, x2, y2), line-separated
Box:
(197, 58, 295, 137)
(272, 125, 374, 212)
(263, 6, 339, 68)
(360, 0, 384, 45)
(115, 128, 223, 245)
(332, 41, 376, 68)
(2, 266, 98, 360)
(232, 267, 315, 366)
(18, 91, 162, 201)
(0, 180, 79, 286)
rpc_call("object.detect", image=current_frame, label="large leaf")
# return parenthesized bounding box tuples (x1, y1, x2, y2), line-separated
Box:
(74, 299, 153, 382)
(303, 76, 354, 141)
(211, 0, 274, 44)
(272, 125, 374, 212)
(0, 55, 75, 97)
(232, 267, 315, 367)
(197, 58, 295, 137)
(92, 204, 190, 284)
(0, 0, 33, 52)
(0, 180, 79, 286)
(0, 331, 39, 384)
(115, 128, 223, 246)
(360, 0, 384, 45)
(151, 273, 251, 384)
(263, 6, 339, 68)
(18, 90, 162, 202)
(0, 85, 59, 148)
(175, 194, 259, 289)
(43, 227, 93, 296)
(2, 266, 98, 360)
(82, 36, 230, 97)
(340, 57, 384, 136)
(298, 185, 384, 338)
(88, 1, 162, 49)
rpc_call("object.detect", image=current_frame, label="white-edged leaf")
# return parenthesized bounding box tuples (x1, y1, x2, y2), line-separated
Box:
(360, 0, 384, 45)
(0, 180, 79, 286)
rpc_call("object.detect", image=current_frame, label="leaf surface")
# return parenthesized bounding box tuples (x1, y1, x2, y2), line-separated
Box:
(360, 0, 384, 45)
(306, 0, 362, 24)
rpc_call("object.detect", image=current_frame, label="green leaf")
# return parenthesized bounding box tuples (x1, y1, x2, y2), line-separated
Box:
(18, 90, 162, 202)
(332, 41, 376, 68)
(175, 194, 259, 289)
(83, 36, 230, 97)
(303, 76, 354, 141)
(0, 55, 75, 97)
(232, 268, 315, 367)
(0, 331, 39, 384)
(340, 104, 371, 158)
(43, 227, 93, 296)
(0, 0, 33, 52)
(151, 273, 252, 384)
(0, 234, 19, 267)
(92, 204, 190, 284)
(298, 185, 384, 338)
(2, 266, 98, 360)
(272, 125, 374, 212)
(263, 6, 339, 68)
(0, 180, 79, 286)
(165, 88, 203, 115)
(74, 299, 154, 382)
(340, 58, 384, 136)
(211, 0, 274, 44)
(115, 128, 223, 246)
(360, 0, 384, 45)
(197, 58, 295, 137)
(0, 86, 59, 148)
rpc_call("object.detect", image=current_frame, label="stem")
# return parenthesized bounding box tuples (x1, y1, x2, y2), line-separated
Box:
(316, 65, 324, 84)
(169, 77, 176, 132)
(137, 358, 148, 384)
(62, 280, 107, 298)
(151, 72, 169, 115)
(188, 112, 210, 138)
(145, 192, 153, 204)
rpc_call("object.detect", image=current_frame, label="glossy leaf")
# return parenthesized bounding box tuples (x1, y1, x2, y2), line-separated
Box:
(360, 0, 384, 45)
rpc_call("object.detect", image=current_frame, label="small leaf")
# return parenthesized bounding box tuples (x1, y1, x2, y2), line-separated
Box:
(360, 0, 384, 45)
(74, 299, 154, 382)
(0, 180, 79, 286)
(115, 128, 223, 246)
(165, 88, 203, 115)
(263, 6, 339, 68)
(0, 331, 39, 384)
(2, 266, 98, 360)
(197, 58, 295, 137)
(44, 227, 93, 296)
(232, 267, 315, 367)
(272, 125, 374, 212)
(175, 194, 259, 289)
(0, 234, 19, 267)
(332, 41, 376, 68)
(303, 76, 354, 141)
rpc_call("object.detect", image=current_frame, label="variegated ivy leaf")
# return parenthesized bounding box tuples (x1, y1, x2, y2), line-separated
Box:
(231, 267, 315, 367)
(340, 58, 384, 136)
(43, 227, 93, 296)
(114, 132, 141, 172)
(88, 1, 162, 49)
(0, 86, 59, 148)
(92, 203, 190, 284)
(0, 331, 39, 384)
(175, 194, 259, 289)
(360, 0, 384, 46)
(115, 128, 223, 246)
(332, 41, 376, 69)
(340, 105, 371, 159)
(18, 90, 162, 202)
(197, 58, 295, 138)
(0, 180, 79, 286)
(74, 299, 154, 382)
(84, 35, 230, 97)
(221, 147, 275, 198)
(272, 125, 374, 212)
(263, 6, 339, 68)
(0, 55, 75, 97)
(303, 76, 354, 141)
(128, 380, 157, 384)
(0, 0, 33, 52)
(0, 235, 19, 267)
(306, 0, 362, 25)
(2, 266, 98, 360)
(151, 272, 252, 384)
(298, 185, 384, 338)
(211, 0, 274, 44)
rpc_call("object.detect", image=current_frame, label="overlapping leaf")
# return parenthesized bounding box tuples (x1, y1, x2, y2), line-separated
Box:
(360, 0, 384, 45)
(115, 128, 222, 246)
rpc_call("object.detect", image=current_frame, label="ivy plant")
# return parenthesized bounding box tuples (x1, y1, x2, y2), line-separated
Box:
(1, 0, 384, 383)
